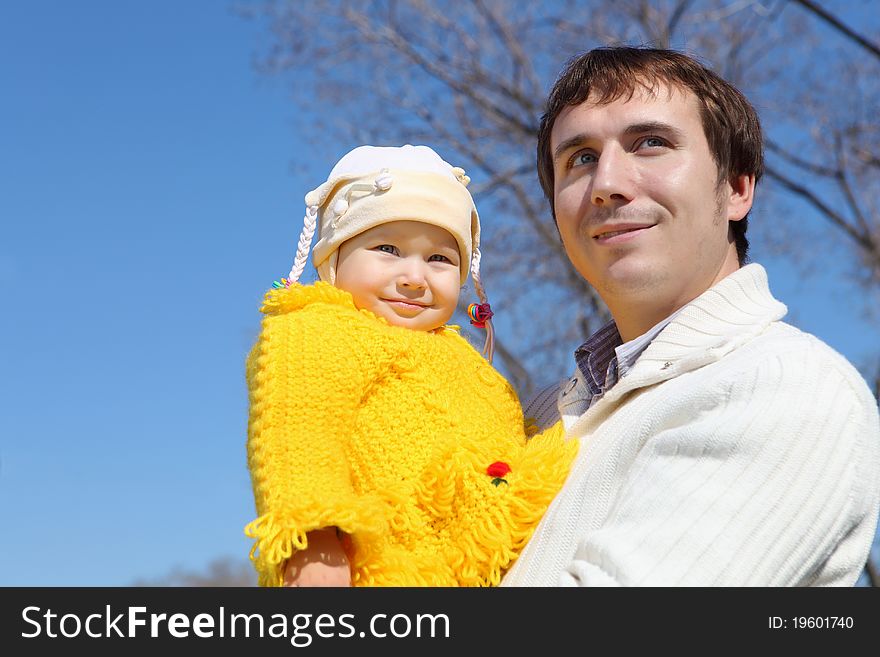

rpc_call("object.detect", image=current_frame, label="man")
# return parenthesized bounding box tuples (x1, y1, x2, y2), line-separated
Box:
(502, 47, 880, 586)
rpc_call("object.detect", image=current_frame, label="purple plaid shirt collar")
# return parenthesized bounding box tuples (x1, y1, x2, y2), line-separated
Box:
(574, 309, 683, 403)
(574, 320, 622, 398)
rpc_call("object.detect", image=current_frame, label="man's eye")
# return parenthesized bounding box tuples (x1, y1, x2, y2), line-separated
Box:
(571, 151, 598, 167)
(376, 244, 398, 255)
(638, 136, 667, 149)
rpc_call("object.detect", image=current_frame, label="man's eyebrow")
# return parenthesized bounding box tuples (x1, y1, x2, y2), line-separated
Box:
(553, 134, 589, 165)
(553, 121, 685, 164)
(622, 121, 684, 140)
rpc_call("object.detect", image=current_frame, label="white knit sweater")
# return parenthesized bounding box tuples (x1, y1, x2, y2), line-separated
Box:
(503, 264, 880, 586)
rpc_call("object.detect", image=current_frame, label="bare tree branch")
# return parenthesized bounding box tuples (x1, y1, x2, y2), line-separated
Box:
(764, 165, 878, 255)
(790, 0, 880, 59)
(667, 0, 697, 43)
(342, 7, 537, 138)
(833, 131, 873, 239)
(132, 557, 255, 587)
(766, 138, 839, 179)
(472, 0, 543, 100)
(469, 163, 535, 196)
(250, 0, 880, 404)
(853, 147, 880, 170)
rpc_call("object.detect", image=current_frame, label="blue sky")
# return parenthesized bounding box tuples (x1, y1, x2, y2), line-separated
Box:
(0, 1, 877, 586)
(0, 0, 314, 585)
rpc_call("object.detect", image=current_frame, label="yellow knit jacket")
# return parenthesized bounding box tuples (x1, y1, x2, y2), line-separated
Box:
(245, 282, 577, 586)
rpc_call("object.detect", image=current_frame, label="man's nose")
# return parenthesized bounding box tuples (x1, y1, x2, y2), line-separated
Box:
(590, 146, 633, 207)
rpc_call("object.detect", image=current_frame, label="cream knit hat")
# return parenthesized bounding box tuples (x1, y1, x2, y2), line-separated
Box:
(280, 144, 495, 360)
(303, 145, 478, 284)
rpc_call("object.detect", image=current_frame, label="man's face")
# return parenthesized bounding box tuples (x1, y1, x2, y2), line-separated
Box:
(550, 84, 749, 327)
(334, 220, 462, 332)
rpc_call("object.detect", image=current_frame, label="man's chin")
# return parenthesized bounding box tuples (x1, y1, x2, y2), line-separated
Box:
(598, 263, 666, 298)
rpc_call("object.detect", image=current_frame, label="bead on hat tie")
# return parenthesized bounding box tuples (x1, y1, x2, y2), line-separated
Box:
(467, 303, 493, 328)
(374, 169, 393, 191)
(468, 248, 495, 363)
(347, 169, 394, 198)
(451, 166, 470, 187)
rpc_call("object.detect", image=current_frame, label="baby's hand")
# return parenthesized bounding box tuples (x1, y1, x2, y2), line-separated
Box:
(283, 527, 352, 587)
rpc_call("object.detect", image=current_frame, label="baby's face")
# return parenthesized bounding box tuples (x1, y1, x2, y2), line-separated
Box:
(335, 221, 462, 331)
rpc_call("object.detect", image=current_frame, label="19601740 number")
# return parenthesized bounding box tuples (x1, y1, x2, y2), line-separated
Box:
(769, 617, 854, 629)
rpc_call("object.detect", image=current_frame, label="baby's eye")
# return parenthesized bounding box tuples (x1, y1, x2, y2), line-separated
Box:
(428, 254, 452, 263)
(375, 244, 399, 255)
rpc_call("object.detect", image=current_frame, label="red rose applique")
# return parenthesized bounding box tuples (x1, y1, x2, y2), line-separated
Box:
(487, 461, 511, 486)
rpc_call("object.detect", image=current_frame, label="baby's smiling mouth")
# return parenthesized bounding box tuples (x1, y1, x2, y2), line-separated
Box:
(383, 298, 430, 310)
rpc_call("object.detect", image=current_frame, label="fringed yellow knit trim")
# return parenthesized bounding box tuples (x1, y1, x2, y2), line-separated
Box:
(261, 281, 355, 316)
(349, 540, 458, 587)
(245, 495, 464, 587)
(414, 422, 577, 586)
(245, 496, 388, 587)
(342, 487, 460, 587)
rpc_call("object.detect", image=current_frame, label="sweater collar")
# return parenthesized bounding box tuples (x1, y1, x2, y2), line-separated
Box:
(574, 263, 787, 418)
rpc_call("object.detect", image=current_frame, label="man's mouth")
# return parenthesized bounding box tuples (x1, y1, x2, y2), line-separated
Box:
(592, 224, 655, 241)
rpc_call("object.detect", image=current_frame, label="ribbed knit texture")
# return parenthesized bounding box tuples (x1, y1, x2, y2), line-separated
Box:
(503, 264, 880, 586)
(245, 282, 577, 586)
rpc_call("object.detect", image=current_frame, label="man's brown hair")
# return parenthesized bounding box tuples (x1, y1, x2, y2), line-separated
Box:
(537, 46, 764, 264)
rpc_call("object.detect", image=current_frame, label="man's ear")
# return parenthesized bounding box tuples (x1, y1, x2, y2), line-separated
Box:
(727, 173, 756, 222)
